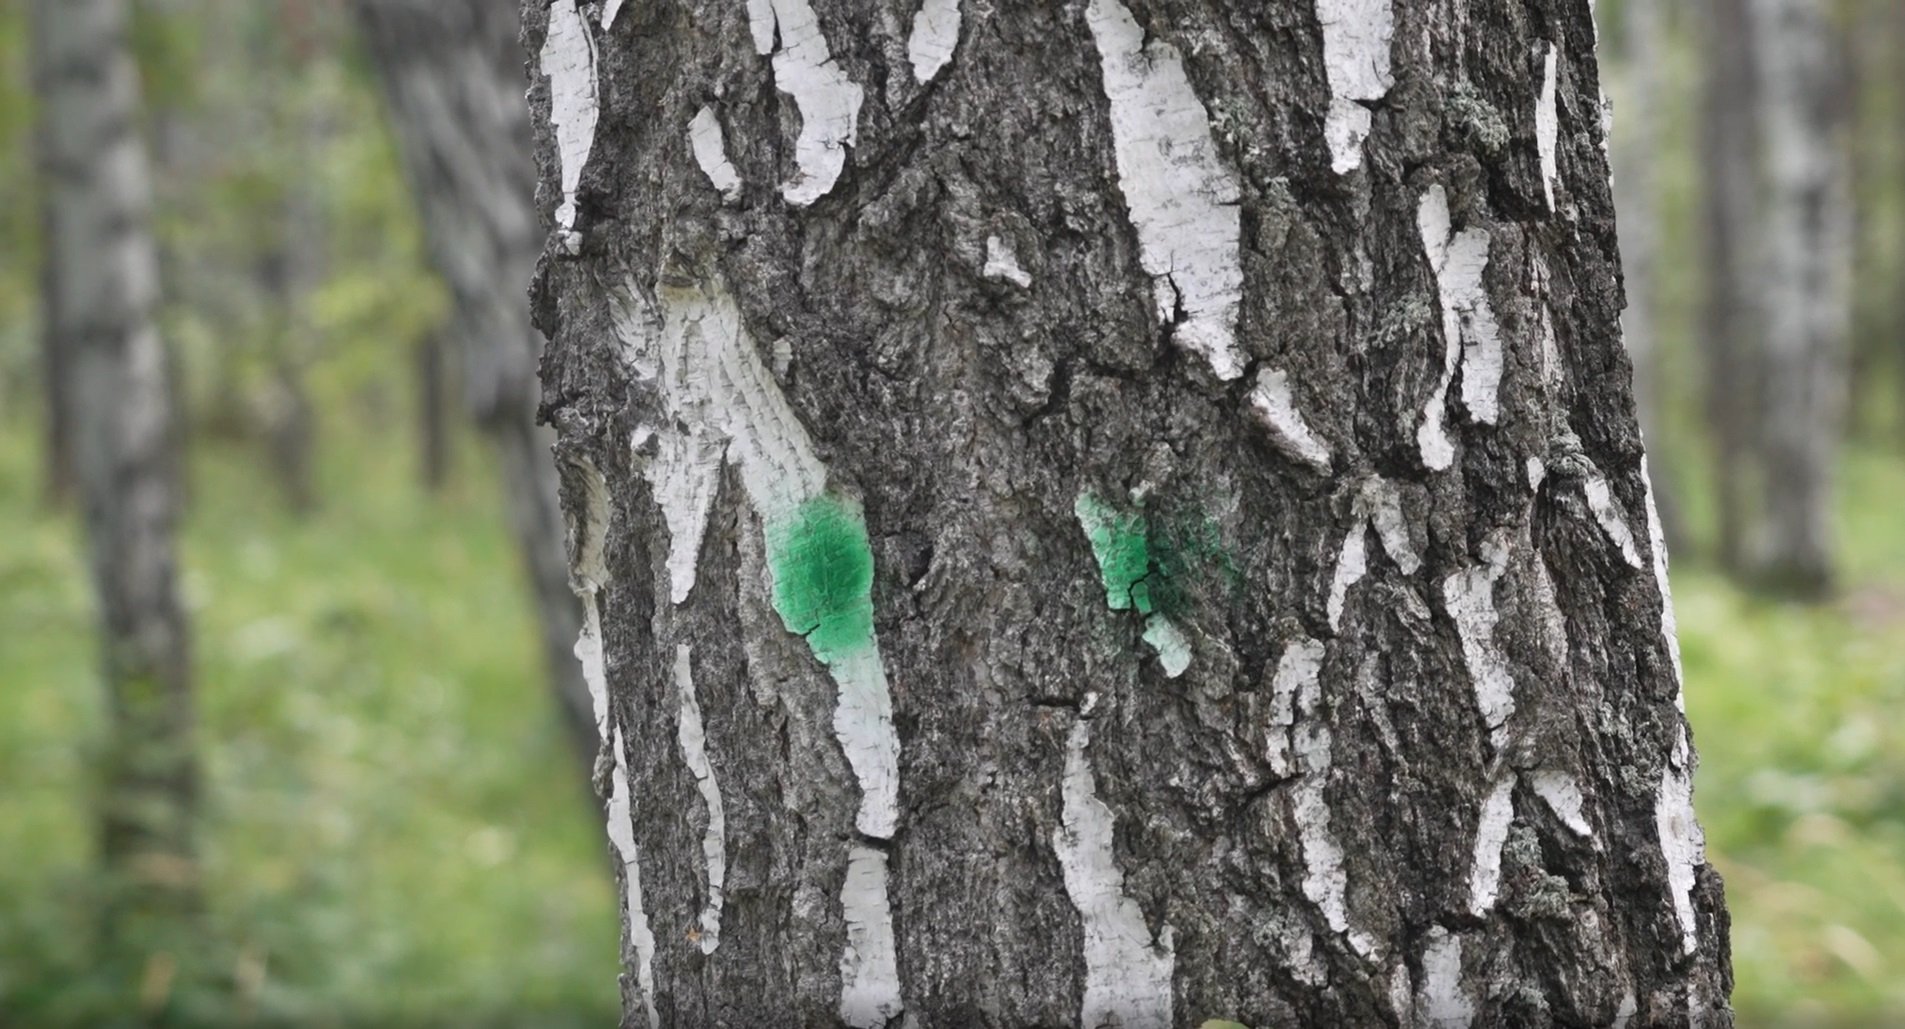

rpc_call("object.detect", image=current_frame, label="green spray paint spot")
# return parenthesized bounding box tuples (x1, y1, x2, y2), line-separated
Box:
(1074, 492, 1154, 614)
(768, 496, 877, 663)
(1076, 492, 1238, 618)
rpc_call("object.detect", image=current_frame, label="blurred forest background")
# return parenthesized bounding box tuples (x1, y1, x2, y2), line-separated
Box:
(3, 0, 1905, 1024)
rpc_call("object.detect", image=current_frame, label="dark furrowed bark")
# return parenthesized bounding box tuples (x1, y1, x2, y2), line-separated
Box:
(528, 0, 1733, 1025)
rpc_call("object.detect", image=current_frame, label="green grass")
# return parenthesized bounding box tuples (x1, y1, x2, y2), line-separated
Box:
(1680, 446, 1905, 1023)
(0, 416, 617, 1024)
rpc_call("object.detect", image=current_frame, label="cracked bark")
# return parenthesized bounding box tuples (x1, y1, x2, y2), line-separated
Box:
(527, 0, 1733, 1025)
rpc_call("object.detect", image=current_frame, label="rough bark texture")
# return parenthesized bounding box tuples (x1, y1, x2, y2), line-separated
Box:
(1696, 0, 1761, 576)
(528, 0, 1732, 1025)
(351, 0, 597, 765)
(1743, 0, 1849, 596)
(32, 0, 199, 942)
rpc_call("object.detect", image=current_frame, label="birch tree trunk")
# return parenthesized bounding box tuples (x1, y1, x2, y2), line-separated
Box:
(1612, 0, 1683, 551)
(1697, 0, 1762, 576)
(1744, 0, 1850, 597)
(528, 0, 1733, 1024)
(32, 0, 199, 952)
(1744, 0, 1844, 594)
(351, 0, 598, 766)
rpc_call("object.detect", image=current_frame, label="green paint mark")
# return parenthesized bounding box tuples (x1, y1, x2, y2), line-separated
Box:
(1075, 492, 1238, 618)
(1074, 492, 1154, 614)
(767, 496, 877, 663)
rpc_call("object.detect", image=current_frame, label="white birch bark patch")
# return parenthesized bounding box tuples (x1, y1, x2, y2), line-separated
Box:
(1658, 728, 1705, 955)
(1315, 0, 1395, 174)
(1273, 638, 1377, 958)
(982, 234, 1032, 288)
(539, 0, 598, 241)
(1247, 366, 1331, 470)
(1326, 477, 1420, 633)
(1442, 532, 1515, 749)
(1416, 185, 1504, 470)
(752, 0, 865, 205)
(839, 845, 903, 1027)
(1467, 771, 1516, 916)
(672, 645, 728, 954)
(567, 459, 614, 739)
(1085, 0, 1245, 381)
(1054, 707, 1176, 1029)
(1537, 44, 1561, 210)
(1415, 927, 1475, 1028)
(688, 106, 744, 202)
(607, 727, 660, 1029)
(907, 0, 961, 84)
(1584, 472, 1645, 569)
(1529, 769, 1593, 838)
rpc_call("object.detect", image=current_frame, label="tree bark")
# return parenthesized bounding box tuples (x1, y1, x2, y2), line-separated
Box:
(32, 0, 199, 962)
(1696, 0, 1762, 577)
(351, 0, 598, 767)
(1743, 0, 1850, 597)
(529, 0, 1733, 1025)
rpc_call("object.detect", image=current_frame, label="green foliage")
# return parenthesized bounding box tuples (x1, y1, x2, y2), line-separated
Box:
(1682, 447, 1905, 1022)
(0, 423, 617, 1024)
(769, 496, 878, 663)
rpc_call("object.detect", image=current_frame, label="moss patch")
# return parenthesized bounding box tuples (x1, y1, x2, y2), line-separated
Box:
(767, 496, 877, 663)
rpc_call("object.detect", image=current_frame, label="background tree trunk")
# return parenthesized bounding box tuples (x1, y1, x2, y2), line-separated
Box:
(529, 0, 1733, 1024)
(1697, 0, 1763, 577)
(31, 0, 199, 964)
(1745, 0, 1851, 596)
(1613, 0, 1685, 551)
(351, 0, 597, 767)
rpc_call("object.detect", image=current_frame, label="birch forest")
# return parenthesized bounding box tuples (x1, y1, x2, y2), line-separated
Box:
(0, 0, 1902, 1024)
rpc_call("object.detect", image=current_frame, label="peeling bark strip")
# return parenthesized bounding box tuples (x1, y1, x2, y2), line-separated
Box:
(528, 0, 1733, 1022)
(1055, 707, 1175, 1029)
(1084, 0, 1244, 380)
